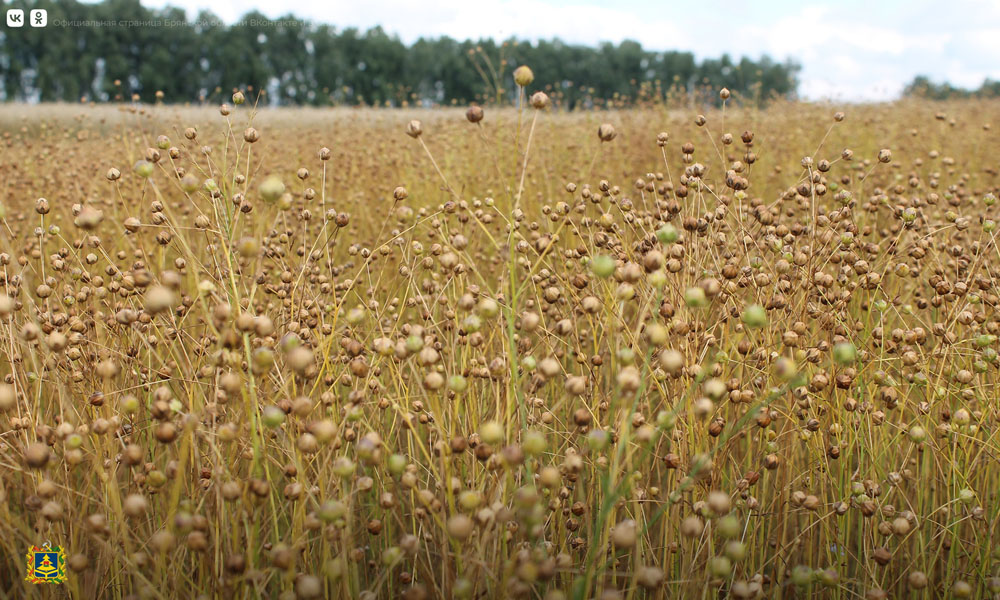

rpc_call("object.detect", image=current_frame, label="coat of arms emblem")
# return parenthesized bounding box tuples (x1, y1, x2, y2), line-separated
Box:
(25, 542, 66, 584)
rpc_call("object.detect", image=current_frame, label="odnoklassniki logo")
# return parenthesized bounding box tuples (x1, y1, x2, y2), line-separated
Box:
(25, 542, 67, 584)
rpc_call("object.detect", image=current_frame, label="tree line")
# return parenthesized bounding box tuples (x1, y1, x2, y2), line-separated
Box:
(902, 76, 1000, 101)
(0, 0, 801, 107)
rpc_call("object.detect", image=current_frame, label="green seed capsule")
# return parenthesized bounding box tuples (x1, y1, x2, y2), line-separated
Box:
(724, 540, 746, 562)
(133, 160, 154, 178)
(708, 556, 732, 577)
(480, 421, 503, 445)
(458, 490, 483, 510)
(587, 429, 609, 451)
(817, 568, 839, 587)
(319, 500, 348, 522)
(462, 315, 482, 333)
(147, 470, 167, 488)
(405, 335, 424, 353)
(791, 565, 813, 588)
(448, 375, 468, 392)
(382, 546, 403, 566)
(332, 457, 355, 478)
(387, 454, 407, 476)
(656, 224, 679, 244)
(716, 514, 741, 538)
(656, 410, 677, 430)
(477, 298, 499, 318)
(262, 406, 285, 428)
(590, 255, 616, 278)
(742, 304, 767, 328)
(522, 431, 546, 456)
(833, 342, 856, 365)
(685, 287, 708, 308)
(259, 176, 285, 203)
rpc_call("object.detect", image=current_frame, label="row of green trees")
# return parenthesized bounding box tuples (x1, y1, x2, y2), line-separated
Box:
(903, 76, 1000, 100)
(1, 0, 801, 106)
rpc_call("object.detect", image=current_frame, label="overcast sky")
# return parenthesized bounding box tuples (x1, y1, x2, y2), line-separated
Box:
(138, 0, 1000, 102)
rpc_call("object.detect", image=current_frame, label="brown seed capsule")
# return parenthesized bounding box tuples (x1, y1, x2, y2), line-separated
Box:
(474, 444, 493, 461)
(680, 515, 704, 537)
(24, 443, 50, 469)
(296, 575, 322, 599)
(35, 479, 59, 499)
(405, 120, 423, 138)
(611, 519, 637, 547)
(466, 106, 484, 123)
(67, 554, 89, 572)
(446, 514, 474, 540)
(907, 571, 928, 589)
(225, 553, 246, 574)
(663, 453, 681, 469)
(186, 531, 208, 552)
(565, 376, 587, 396)
(36, 480, 57, 500)
(124, 494, 148, 518)
(891, 517, 911, 535)
(155, 422, 178, 443)
(598, 123, 617, 142)
(530, 92, 550, 109)
(243, 127, 260, 143)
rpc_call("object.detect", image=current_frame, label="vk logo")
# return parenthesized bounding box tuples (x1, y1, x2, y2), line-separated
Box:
(7, 9, 24, 27)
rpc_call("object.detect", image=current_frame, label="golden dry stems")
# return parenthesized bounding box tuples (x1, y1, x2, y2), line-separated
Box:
(0, 95, 998, 599)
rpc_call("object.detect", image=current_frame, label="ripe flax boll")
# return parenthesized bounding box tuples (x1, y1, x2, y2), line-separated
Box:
(405, 119, 423, 138)
(465, 105, 484, 123)
(530, 92, 550, 109)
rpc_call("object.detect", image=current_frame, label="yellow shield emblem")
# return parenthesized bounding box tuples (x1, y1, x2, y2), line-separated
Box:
(25, 543, 67, 584)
